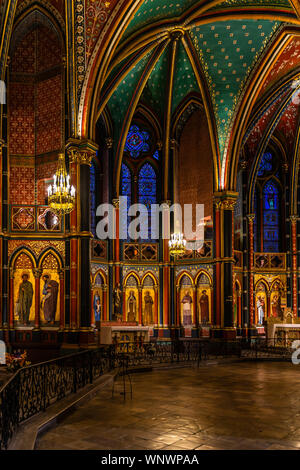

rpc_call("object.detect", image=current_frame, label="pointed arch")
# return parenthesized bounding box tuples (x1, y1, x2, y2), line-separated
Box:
(141, 271, 158, 286)
(39, 249, 62, 271)
(124, 271, 141, 287)
(11, 249, 36, 269)
(176, 271, 194, 287)
(254, 278, 270, 293)
(93, 269, 107, 286)
(195, 270, 213, 287)
(226, 27, 300, 192)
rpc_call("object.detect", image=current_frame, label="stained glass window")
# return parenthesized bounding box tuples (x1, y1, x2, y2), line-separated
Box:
(153, 150, 159, 160)
(263, 180, 279, 252)
(90, 162, 96, 236)
(121, 163, 132, 240)
(258, 152, 273, 177)
(125, 125, 150, 158)
(253, 189, 258, 253)
(138, 163, 157, 240)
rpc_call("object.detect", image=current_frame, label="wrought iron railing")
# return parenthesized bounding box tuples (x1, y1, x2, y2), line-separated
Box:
(0, 347, 114, 450)
(0, 337, 292, 450)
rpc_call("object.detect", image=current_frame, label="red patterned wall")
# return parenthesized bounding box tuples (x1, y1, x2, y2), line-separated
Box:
(9, 20, 63, 206)
(36, 75, 62, 155)
(10, 30, 36, 74)
(9, 82, 35, 156)
(10, 166, 35, 205)
(36, 161, 58, 205)
(37, 25, 62, 72)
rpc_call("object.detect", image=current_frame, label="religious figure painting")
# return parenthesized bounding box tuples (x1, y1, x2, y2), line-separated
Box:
(271, 286, 283, 320)
(113, 284, 122, 321)
(143, 290, 153, 324)
(93, 290, 101, 323)
(16, 272, 34, 326)
(199, 290, 209, 324)
(41, 274, 59, 325)
(181, 290, 193, 326)
(127, 290, 137, 322)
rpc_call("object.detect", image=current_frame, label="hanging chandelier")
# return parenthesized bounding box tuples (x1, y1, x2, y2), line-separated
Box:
(47, 153, 76, 216)
(168, 232, 186, 257)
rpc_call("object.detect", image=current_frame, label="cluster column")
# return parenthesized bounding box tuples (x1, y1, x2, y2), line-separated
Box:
(290, 215, 298, 316)
(66, 138, 98, 346)
(246, 214, 256, 335)
(212, 191, 238, 340)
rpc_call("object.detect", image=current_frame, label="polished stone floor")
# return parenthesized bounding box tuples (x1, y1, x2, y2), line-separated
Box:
(36, 362, 300, 450)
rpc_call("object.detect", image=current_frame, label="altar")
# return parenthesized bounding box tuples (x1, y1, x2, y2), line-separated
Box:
(100, 322, 151, 345)
(266, 310, 300, 347)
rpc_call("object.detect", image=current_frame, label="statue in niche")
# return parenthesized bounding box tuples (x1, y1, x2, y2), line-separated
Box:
(127, 290, 137, 322)
(199, 290, 209, 324)
(181, 290, 193, 326)
(143, 291, 154, 324)
(256, 295, 265, 325)
(41, 274, 59, 324)
(17, 272, 33, 325)
(113, 284, 122, 321)
(93, 291, 101, 323)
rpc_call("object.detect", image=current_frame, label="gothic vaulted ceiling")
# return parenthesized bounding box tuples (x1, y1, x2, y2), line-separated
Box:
(93, 0, 300, 189)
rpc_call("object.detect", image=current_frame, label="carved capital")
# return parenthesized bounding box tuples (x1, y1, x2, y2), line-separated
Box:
(33, 268, 42, 279)
(247, 213, 255, 223)
(112, 198, 120, 209)
(290, 215, 298, 224)
(69, 150, 94, 166)
(66, 138, 98, 166)
(213, 191, 238, 211)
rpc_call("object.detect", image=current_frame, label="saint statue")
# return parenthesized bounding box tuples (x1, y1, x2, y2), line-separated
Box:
(143, 291, 154, 324)
(199, 290, 209, 324)
(256, 295, 265, 325)
(17, 273, 33, 325)
(113, 284, 122, 321)
(41, 274, 59, 324)
(93, 291, 101, 323)
(181, 290, 193, 326)
(127, 290, 137, 322)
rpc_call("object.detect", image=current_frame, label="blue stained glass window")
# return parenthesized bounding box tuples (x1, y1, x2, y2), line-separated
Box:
(153, 150, 159, 160)
(258, 152, 273, 177)
(125, 125, 150, 158)
(121, 163, 132, 240)
(138, 163, 157, 240)
(90, 162, 96, 236)
(253, 190, 258, 253)
(263, 180, 279, 252)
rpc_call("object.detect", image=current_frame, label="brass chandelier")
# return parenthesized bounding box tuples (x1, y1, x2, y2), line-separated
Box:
(168, 232, 186, 257)
(47, 153, 76, 216)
